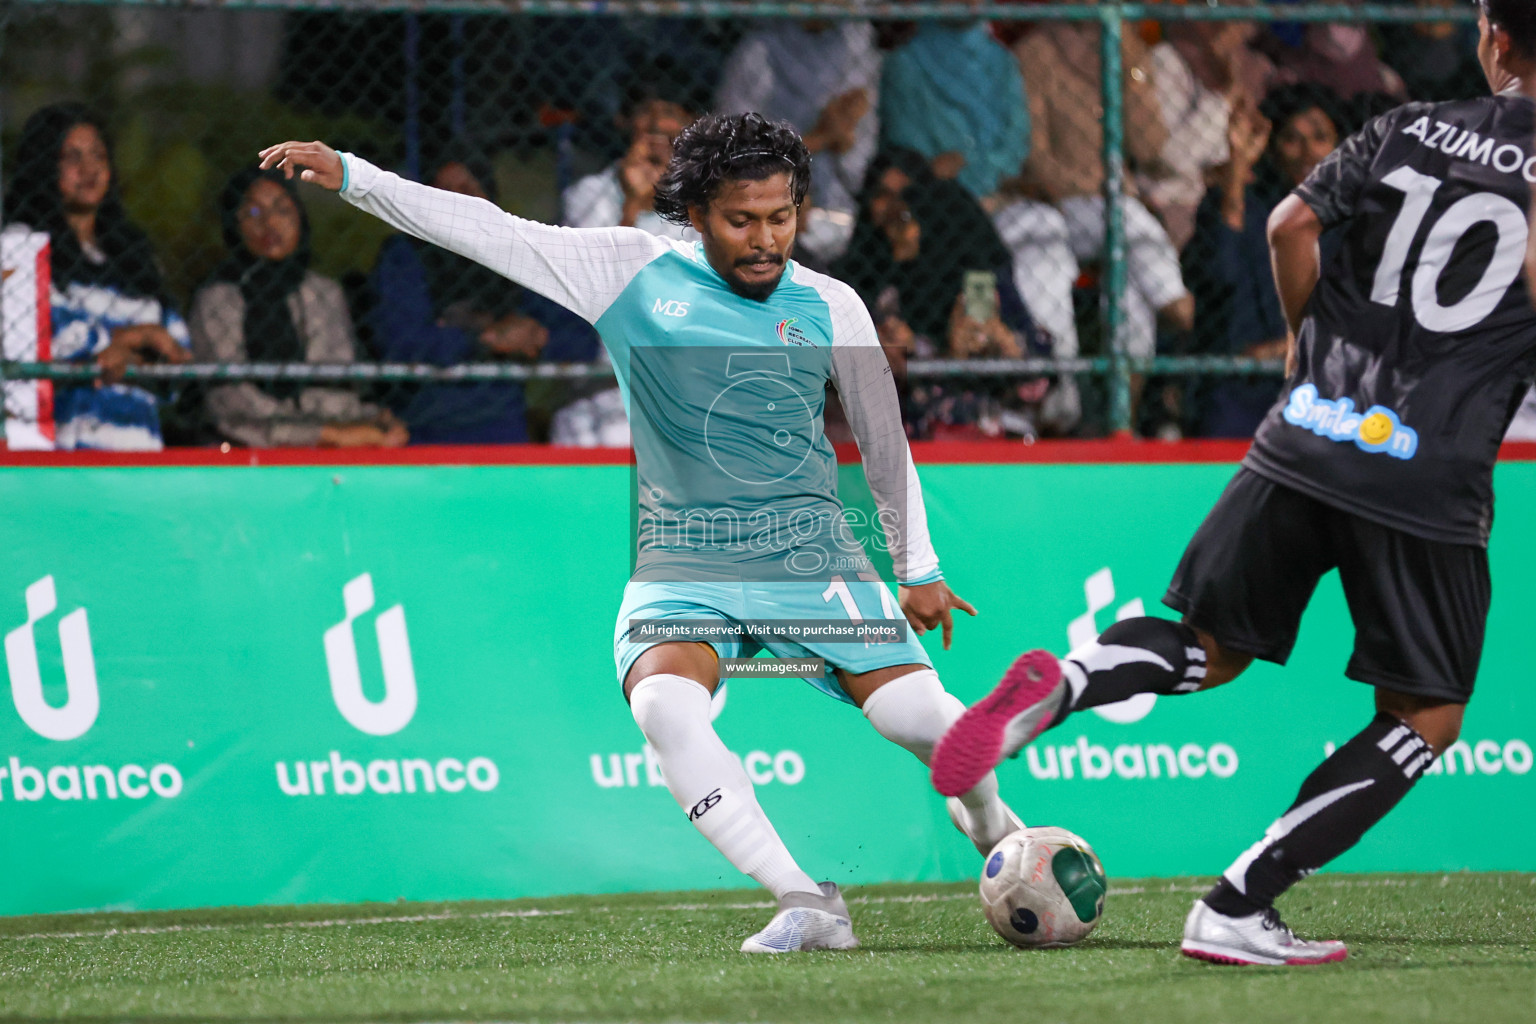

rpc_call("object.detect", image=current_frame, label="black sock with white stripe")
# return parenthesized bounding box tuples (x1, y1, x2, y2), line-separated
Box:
(1203, 712, 1433, 917)
(1056, 617, 1207, 717)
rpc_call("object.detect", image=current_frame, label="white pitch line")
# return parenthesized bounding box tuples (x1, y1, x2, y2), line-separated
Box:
(1106, 877, 1418, 897)
(648, 892, 978, 913)
(852, 892, 975, 906)
(0, 876, 1477, 943)
(2, 896, 974, 940)
(0, 907, 570, 942)
(633, 875, 1439, 912)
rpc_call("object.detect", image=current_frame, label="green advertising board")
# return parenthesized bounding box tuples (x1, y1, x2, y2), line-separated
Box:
(1, 459, 1532, 916)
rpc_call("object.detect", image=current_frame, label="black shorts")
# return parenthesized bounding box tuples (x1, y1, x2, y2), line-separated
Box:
(1164, 468, 1489, 703)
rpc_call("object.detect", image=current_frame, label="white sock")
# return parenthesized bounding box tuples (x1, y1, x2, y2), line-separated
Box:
(630, 673, 819, 900)
(861, 668, 1013, 847)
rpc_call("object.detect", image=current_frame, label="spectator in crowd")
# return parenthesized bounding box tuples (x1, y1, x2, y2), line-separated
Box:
(1181, 84, 1343, 438)
(995, 17, 1193, 431)
(837, 150, 1040, 356)
(1010, 14, 1170, 212)
(190, 165, 405, 448)
(531, 17, 740, 167)
(369, 148, 597, 444)
(1268, 21, 1407, 101)
(562, 78, 699, 240)
(878, 18, 1030, 201)
(555, 78, 700, 446)
(1141, 12, 1275, 249)
(1379, 0, 1485, 101)
(716, 17, 881, 265)
(835, 150, 1049, 440)
(6, 102, 191, 450)
(987, 194, 1083, 433)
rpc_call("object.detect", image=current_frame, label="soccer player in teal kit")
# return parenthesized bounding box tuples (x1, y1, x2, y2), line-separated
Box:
(260, 114, 1022, 952)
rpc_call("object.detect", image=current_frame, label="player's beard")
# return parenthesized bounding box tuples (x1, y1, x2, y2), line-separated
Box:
(726, 253, 787, 302)
(698, 219, 795, 301)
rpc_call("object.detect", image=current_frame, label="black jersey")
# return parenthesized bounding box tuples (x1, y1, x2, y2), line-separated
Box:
(1244, 94, 1536, 547)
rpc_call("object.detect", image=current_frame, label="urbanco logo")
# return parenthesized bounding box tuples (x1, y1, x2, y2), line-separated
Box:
(3, 576, 184, 803)
(281, 574, 498, 799)
(1069, 568, 1155, 725)
(1323, 737, 1533, 779)
(5, 575, 98, 741)
(323, 573, 416, 736)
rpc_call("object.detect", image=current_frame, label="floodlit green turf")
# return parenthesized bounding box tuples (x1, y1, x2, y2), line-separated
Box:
(0, 873, 1532, 1024)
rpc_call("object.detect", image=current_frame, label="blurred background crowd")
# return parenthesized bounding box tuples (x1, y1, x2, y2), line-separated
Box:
(5, 0, 1534, 451)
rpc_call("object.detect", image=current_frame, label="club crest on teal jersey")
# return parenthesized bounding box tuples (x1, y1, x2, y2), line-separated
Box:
(777, 318, 812, 346)
(1282, 384, 1419, 459)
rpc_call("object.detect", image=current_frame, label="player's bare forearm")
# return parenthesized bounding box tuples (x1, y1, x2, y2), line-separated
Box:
(258, 141, 344, 191)
(1268, 195, 1323, 336)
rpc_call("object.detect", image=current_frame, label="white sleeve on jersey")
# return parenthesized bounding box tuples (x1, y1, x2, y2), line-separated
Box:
(338, 152, 672, 325)
(805, 268, 943, 585)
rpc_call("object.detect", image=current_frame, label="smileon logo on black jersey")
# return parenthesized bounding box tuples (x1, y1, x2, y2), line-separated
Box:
(1282, 385, 1419, 460)
(776, 318, 812, 346)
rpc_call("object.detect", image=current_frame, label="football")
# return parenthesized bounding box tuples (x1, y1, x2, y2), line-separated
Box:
(979, 826, 1107, 948)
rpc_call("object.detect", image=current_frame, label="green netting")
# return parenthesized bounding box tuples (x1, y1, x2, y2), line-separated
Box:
(0, 2, 1492, 446)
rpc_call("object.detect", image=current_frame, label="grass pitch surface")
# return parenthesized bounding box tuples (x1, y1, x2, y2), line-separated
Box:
(1, 873, 1531, 1024)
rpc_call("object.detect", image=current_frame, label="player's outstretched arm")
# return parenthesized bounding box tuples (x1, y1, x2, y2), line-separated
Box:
(823, 278, 974, 647)
(256, 140, 667, 324)
(258, 140, 344, 191)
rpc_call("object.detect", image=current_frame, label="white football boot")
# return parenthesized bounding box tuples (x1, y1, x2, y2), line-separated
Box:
(946, 797, 1025, 856)
(1181, 900, 1348, 966)
(740, 881, 859, 954)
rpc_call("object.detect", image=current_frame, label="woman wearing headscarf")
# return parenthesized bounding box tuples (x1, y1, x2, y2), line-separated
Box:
(5, 103, 191, 450)
(837, 150, 1035, 350)
(834, 149, 1049, 439)
(190, 165, 405, 447)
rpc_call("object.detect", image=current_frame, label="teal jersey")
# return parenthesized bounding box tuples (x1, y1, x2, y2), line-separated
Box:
(599, 244, 857, 582)
(342, 154, 942, 586)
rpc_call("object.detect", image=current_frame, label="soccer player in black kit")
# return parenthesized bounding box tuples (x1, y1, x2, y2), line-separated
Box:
(929, 0, 1536, 966)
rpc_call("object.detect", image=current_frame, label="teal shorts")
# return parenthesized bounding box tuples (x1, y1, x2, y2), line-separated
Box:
(613, 578, 933, 704)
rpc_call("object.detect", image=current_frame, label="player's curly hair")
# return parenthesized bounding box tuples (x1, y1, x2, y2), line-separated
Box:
(654, 112, 811, 226)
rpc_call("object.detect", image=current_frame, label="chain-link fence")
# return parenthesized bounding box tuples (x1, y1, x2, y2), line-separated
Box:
(0, 1, 1496, 451)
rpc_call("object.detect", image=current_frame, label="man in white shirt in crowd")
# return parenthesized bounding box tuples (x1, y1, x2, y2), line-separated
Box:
(555, 78, 699, 445)
(562, 82, 698, 240)
(715, 16, 880, 265)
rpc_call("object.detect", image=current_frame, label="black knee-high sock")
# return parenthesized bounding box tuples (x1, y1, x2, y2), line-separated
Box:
(1204, 713, 1434, 917)
(1058, 617, 1207, 716)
